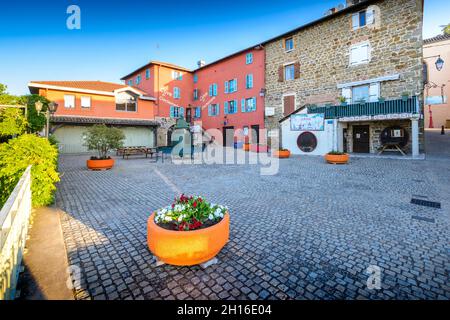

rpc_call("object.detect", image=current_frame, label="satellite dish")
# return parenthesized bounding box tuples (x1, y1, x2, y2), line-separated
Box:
(337, 4, 345, 10)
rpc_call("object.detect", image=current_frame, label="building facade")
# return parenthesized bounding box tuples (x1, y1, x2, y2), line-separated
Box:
(264, 0, 424, 156)
(423, 34, 450, 129)
(28, 81, 158, 153)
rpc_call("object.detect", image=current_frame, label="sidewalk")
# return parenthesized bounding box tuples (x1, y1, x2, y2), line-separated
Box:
(17, 207, 74, 300)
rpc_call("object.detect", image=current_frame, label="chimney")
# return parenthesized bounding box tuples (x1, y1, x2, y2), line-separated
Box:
(197, 60, 206, 68)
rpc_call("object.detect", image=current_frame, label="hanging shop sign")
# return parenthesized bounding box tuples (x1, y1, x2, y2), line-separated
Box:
(290, 113, 325, 131)
(425, 96, 447, 105)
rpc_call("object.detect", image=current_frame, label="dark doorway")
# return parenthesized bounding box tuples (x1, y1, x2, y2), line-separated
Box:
(223, 126, 234, 147)
(186, 108, 192, 123)
(352, 125, 370, 153)
(343, 128, 348, 153)
(251, 125, 260, 144)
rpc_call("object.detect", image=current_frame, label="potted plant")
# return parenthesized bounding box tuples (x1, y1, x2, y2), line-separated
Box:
(324, 150, 349, 164)
(338, 96, 347, 106)
(273, 148, 291, 158)
(147, 194, 229, 266)
(401, 92, 409, 102)
(83, 124, 125, 170)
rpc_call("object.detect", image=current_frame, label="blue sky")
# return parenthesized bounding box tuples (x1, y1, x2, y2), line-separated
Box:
(0, 0, 448, 95)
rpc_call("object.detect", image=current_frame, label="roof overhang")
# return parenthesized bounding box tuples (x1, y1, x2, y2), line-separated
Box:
(28, 82, 116, 96)
(51, 115, 160, 127)
(114, 86, 156, 101)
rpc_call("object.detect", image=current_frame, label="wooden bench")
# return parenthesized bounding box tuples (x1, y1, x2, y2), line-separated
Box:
(120, 147, 154, 159)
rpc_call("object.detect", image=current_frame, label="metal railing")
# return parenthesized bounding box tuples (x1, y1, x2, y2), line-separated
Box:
(0, 166, 32, 300)
(307, 96, 419, 119)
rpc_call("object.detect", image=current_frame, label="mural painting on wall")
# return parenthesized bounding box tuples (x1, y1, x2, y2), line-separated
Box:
(290, 114, 325, 131)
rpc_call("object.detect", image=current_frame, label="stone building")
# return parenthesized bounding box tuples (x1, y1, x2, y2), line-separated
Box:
(264, 0, 424, 157)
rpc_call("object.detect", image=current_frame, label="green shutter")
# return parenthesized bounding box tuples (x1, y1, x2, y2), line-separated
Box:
(224, 102, 228, 114)
(170, 106, 174, 118)
(253, 97, 257, 111)
(241, 99, 246, 113)
(224, 81, 228, 94)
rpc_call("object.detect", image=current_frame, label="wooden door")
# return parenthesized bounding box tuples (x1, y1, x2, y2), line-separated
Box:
(352, 125, 370, 153)
(283, 95, 295, 116)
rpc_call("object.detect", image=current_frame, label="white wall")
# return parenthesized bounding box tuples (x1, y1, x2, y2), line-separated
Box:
(281, 111, 337, 155)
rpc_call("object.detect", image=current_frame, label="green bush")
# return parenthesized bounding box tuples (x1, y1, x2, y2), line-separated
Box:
(0, 107, 27, 139)
(0, 134, 59, 208)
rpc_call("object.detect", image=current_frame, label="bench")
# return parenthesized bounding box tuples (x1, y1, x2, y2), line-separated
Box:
(120, 147, 157, 159)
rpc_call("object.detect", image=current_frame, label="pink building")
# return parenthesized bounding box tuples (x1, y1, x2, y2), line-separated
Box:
(121, 47, 266, 147)
(423, 34, 450, 129)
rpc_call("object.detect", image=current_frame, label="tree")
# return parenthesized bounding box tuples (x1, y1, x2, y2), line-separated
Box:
(443, 24, 450, 35)
(83, 124, 125, 159)
(24, 94, 49, 133)
(0, 107, 28, 141)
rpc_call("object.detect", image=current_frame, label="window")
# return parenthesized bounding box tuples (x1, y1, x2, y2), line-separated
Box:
(352, 10, 375, 30)
(224, 100, 238, 114)
(241, 97, 257, 112)
(208, 104, 220, 116)
(170, 106, 184, 118)
(246, 74, 253, 89)
(127, 80, 133, 86)
(81, 96, 91, 108)
(193, 89, 199, 100)
(285, 37, 294, 52)
(116, 93, 137, 112)
(225, 79, 237, 93)
(135, 75, 141, 85)
(64, 95, 75, 108)
(194, 106, 201, 118)
(145, 69, 150, 79)
(173, 87, 180, 99)
(350, 42, 370, 65)
(352, 85, 370, 102)
(193, 73, 198, 83)
(246, 53, 253, 64)
(284, 64, 295, 81)
(209, 83, 218, 96)
(172, 71, 182, 80)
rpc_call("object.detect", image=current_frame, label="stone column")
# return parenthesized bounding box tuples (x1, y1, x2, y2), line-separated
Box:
(411, 118, 419, 157)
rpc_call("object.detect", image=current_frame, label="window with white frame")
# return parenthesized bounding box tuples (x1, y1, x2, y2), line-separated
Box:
(285, 37, 294, 52)
(350, 42, 370, 66)
(116, 93, 137, 112)
(64, 95, 75, 108)
(225, 79, 237, 93)
(241, 97, 257, 112)
(209, 83, 218, 96)
(342, 82, 380, 103)
(246, 53, 253, 64)
(284, 64, 295, 81)
(173, 87, 180, 99)
(81, 96, 91, 108)
(208, 104, 220, 116)
(172, 71, 182, 80)
(352, 9, 375, 30)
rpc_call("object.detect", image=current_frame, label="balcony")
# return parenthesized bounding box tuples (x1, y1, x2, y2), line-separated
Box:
(307, 96, 420, 120)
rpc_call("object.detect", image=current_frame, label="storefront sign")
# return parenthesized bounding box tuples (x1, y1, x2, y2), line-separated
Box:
(339, 113, 416, 122)
(290, 113, 325, 131)
(425, 96, 447, 105)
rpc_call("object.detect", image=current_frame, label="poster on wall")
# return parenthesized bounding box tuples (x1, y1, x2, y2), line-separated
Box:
(290, 113, 325, 131)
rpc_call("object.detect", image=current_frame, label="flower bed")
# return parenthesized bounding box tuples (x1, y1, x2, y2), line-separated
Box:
(148, 194, 230, 266)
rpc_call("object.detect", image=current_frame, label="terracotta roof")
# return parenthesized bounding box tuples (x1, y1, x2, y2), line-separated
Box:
(51, 115, 160, 127)
(424, 33, 450, 45)
(121, 61, 191, 80)
(29, 81, 127, 93)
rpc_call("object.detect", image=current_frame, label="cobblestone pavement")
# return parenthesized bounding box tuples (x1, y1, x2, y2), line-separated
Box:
(57, 144, 450, 300)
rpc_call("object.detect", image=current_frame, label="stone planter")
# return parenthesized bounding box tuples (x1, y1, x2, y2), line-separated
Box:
(147, 212, 230, 266)
(86, 158, 115, 170)
(273, 150, 291, 158)
(324, 153, 349, 164)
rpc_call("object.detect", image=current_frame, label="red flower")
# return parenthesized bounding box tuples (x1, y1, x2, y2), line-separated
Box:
(193, 201, 197, 208)
(172, 203, 175, 208)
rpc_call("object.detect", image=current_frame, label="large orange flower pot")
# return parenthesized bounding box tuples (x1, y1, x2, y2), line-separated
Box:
(324, 153, 349, 164)
(147, 212, 230, 266)
(87, 158, 115, 170)
(273, 150, 291, 158)
(243, 143, 250, 151)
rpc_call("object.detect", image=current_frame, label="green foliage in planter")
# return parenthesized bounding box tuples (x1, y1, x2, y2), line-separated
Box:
(0, 134, 59, 208)
(327, 150, 347, 155)
(0, 108, 27, 139)
(83, 124, 125, 159)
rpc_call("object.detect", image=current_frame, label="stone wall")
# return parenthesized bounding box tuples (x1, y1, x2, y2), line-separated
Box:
(264, 0, 424, 147)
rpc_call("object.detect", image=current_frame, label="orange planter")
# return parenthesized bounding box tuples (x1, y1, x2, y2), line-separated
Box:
(86, 158, 115, 170)
(273, 150, 291, 158)
(147, 212, 230, 266)
(324, 153, 349, 164)
(243, 143, 250, 151)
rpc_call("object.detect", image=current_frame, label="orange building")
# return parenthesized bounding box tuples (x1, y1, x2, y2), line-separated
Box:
(28, 81, 159, 153)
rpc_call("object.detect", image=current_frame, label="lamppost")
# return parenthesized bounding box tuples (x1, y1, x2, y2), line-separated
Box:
(35, 100, 58, 138)
(423, 55, 445, 128)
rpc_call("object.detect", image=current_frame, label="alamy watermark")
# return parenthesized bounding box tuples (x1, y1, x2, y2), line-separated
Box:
(366, 265, 382, 290)
(66, 5, 81, 30)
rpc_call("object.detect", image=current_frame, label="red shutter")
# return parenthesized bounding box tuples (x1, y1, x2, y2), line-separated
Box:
(294, 62, 300, 79)
(283, 95, 295, 116)
(278, 66, 284, 82)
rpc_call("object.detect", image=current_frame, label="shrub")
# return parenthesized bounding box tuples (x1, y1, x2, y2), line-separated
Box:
(0, 134, 59, 208)
(83, 124, 125, 159)
(327, 150, 347, 155)
(0, 107, 27, 139)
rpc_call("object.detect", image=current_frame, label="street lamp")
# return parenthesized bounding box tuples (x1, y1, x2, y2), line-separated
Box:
(435, 56, 444, 71)
(35, 100, 58, 138)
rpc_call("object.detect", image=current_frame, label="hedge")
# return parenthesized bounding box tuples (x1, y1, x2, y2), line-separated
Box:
(0, 134, 59, 208)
